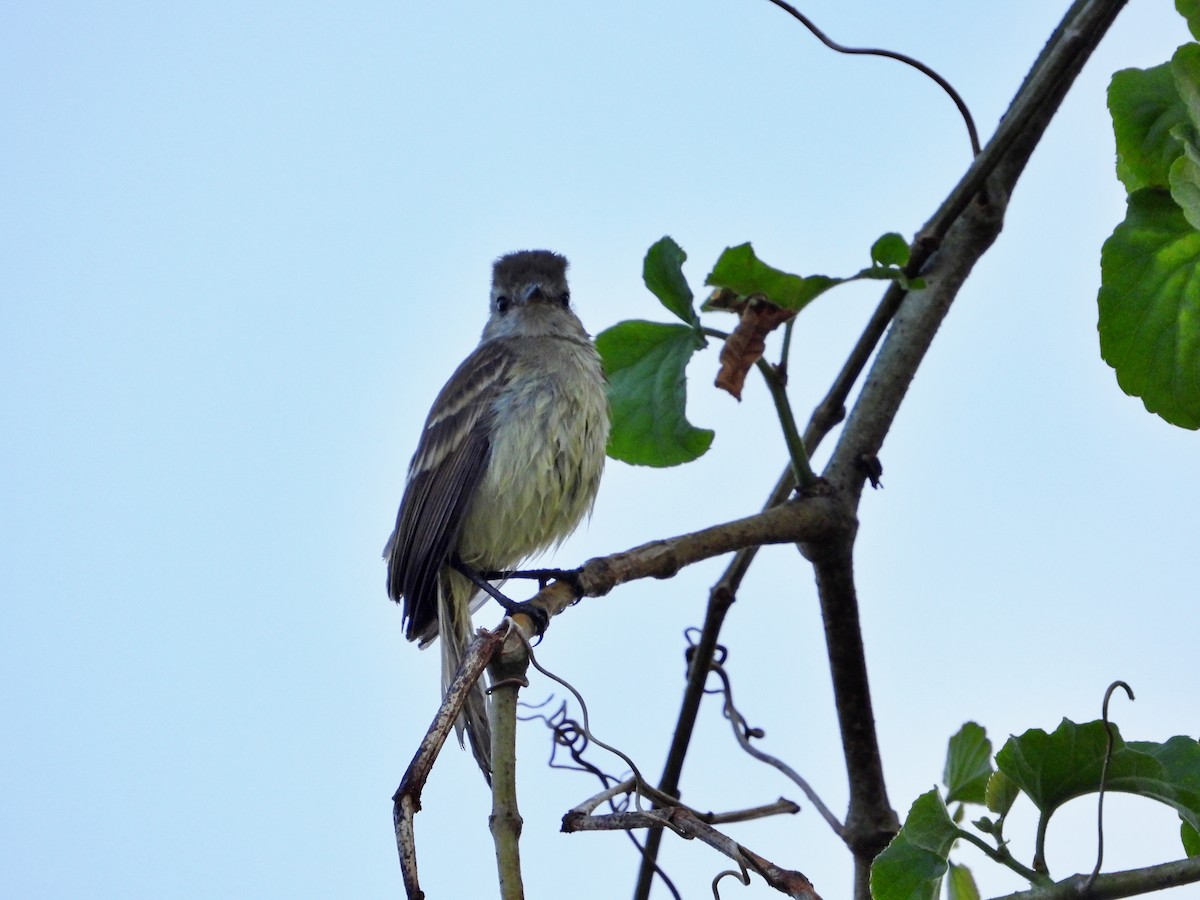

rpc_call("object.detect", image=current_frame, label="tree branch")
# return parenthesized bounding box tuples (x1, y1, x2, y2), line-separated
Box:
(392, 625, 510, 899)
(564, 805, 824, 899)
(634, 7, 1135, 892)
(805, 5, 1132, 899)
(578, 494, 846, 596)
(825, 0, 1132, 504)
(990, 856, 1200, 900)
(802, 535, 898, 860)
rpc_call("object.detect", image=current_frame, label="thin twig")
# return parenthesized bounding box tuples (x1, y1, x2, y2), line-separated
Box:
(565, 805, 824, 899)
(530, 710, 691, 900)
(755, 357, 817, 486)
(703, 798, 802, 825)
(711, 664, 845, 837)
(953, 827, 1050, 886)
(571, 776, 641, 817)
(521, 701, 684, 898)
(700, 323, 817, 487)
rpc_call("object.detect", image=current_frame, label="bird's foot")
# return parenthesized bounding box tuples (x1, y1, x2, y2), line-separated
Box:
(496, 598, 550, 638)
(450, 558, 552, 637)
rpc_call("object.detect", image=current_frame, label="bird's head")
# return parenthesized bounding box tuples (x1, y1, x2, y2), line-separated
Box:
(481, 250, 587, 341)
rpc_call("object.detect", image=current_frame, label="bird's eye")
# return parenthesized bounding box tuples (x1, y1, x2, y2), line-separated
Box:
(560, 291, 570, 309)
(496, 295, 511, 313)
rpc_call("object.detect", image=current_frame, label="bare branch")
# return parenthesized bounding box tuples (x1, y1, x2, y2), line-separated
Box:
(488, 633, 531, 900)
(799, 8, 1134, 900)
(570, 776, 641, 818)
(567, 775, 786, 827)
(701, 798, 801, 825)
(804, 538, 898, 861)
(488, 494, 851, 644)
(392, 625, 509, 899)
(574, 495, 849, 602)
(564, 805, 823, 900)
(394, 793, 422, 900)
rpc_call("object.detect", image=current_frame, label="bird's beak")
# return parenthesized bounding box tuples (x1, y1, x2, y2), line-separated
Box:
(521, 283, 546, 304)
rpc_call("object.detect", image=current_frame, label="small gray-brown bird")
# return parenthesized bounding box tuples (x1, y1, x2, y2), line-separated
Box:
(383, 250, 609, 780)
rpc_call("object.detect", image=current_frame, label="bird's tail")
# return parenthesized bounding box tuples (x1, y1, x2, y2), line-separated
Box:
(439, 570, 492, 782)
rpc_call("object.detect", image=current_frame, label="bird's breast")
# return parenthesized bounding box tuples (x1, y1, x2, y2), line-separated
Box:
(456, 339, 609, 570)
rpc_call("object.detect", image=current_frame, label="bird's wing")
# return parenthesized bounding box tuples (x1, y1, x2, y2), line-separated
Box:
(385, 340, 512, 641)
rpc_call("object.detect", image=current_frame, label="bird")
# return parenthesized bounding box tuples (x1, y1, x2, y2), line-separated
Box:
(383, 250, 610, 780)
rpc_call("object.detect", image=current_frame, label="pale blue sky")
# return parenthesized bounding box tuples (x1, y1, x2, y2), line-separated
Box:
(2, 2, 1195, 898)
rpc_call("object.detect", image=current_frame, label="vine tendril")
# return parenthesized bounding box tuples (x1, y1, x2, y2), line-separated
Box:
(763, 0, 981, 156)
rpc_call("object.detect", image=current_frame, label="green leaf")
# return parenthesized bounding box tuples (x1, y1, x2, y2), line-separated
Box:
(1183, 819, 1200, 857)
(1098, 189, 1200, 429)
(985, 770, 1019, 817)
(1170, 126, 1200, 229)
(870, 829, 945, 900)
(643, 237, 698, 328)
(871, 232, 911, 268)
(854, 265, 910, 282)
(1181, 0, 1200, 41)
(596, 320, 713, 466)
(944, 723, 993, 805)
(995, 720, 1200, 837)
(905, 789, 960, 857)
(1174, 42, 1200, 128)
(869, 790, 963, 900)
(1109, 63, 1187, 193)
(945, 862, 980, 900)
(706, 243, 840, 312)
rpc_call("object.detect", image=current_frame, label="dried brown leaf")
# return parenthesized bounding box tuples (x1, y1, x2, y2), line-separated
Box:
(715, 298, 796, 400)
